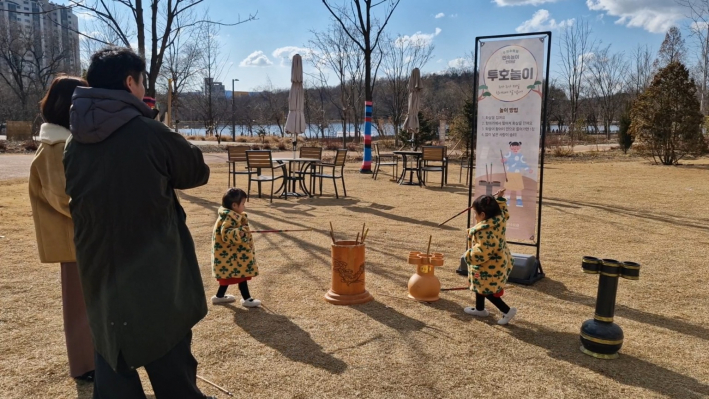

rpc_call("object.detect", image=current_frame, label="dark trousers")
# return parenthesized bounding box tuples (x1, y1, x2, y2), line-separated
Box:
(216, 280, 250, 300)
(93, 331, 205, 399)
(476, 292, 511, 314)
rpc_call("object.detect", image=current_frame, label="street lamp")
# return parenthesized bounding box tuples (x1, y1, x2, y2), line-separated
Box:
(232, 78, 239, 141)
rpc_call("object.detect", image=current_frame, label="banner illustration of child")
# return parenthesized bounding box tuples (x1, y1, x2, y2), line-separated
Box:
(502, 141, 533, 207)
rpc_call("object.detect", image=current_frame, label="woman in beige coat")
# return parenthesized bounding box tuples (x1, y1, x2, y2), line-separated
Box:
(29, 76, 95, 381)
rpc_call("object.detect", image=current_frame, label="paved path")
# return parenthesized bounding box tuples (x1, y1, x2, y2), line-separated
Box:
(0, 154, 33, 181)
(1, 143, 617, 181)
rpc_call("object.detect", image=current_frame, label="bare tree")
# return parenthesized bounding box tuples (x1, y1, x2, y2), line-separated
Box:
(558, 19, 594, 144)
(0, 23, 37, 112)
(678, 0, 709, 113)
(654, 26, 686, 69)
(160, 15, 203, 130)
(304, 69, 331, 139)
(70, 0, 256, 97)
(626, 44, 654, 98)
(309, 22, 357, 146)
(587, 45, 628, 139)
(0, 18, 74, 117)
(196, 22, 229, 143)
(322, 0, 401, 171)
(257, 79, 288, 137)
(379, 32, 434, 146)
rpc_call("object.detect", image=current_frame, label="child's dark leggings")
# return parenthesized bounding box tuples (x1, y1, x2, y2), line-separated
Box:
(216, 281, 251, 300)
(476, 292, 510, 314)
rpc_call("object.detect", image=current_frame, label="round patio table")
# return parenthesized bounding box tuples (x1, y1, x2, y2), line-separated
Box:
(392, 151, 422, 186)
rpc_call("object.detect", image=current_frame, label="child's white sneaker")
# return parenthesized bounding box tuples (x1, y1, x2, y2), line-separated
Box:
(241, 298, 261, 308)
(464, 307, 489, 317)
(498, 307, 517, 325)
(211, 295, 236, 304)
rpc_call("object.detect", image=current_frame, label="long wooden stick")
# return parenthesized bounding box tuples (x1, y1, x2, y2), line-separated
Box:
(426, 235, 432, 257)
(500, 149, 508, 182)
(438, 205, 474, 227)
(251, 228, 312, 233)
(329, 222, 336, 244)
(361, 223, 366, 243)
(355, 232, 360, 244)
(362, 228, 369, 243)
(440, 287, 469, 291)
(197, 374, 233, 397)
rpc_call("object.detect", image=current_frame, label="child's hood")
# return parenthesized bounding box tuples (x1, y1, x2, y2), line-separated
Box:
(470, 215, 503, 234)
(218, 206, 248, 223)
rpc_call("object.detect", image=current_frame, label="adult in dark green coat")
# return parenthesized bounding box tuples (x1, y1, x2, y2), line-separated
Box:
(64, 47, 212, 398)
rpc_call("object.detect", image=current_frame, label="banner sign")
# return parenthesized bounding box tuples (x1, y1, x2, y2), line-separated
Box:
(473, 37, 545, 242)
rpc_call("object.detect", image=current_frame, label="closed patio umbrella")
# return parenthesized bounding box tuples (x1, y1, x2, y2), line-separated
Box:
(285, 54, 306, 157)
(402, 67, 422, 150)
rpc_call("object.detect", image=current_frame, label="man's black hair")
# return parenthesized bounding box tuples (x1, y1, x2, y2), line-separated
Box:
(86, 47, 146, 91)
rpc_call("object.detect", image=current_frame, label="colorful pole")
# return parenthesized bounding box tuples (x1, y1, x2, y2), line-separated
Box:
(360, 101, 373, 173)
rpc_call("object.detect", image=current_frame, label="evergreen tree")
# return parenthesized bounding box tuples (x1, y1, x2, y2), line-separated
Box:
(617, 108, 633, 154)
(630, 61, 705, 165)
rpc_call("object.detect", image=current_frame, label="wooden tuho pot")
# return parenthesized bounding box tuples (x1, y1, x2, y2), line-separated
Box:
(324, 240, 373, 305)
(407, 252, 445, 302)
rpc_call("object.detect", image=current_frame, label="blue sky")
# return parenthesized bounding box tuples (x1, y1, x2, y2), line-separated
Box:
(73, 0, 690, 91)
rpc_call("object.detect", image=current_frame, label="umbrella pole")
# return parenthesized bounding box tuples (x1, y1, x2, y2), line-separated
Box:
(293, 135, 297, 158)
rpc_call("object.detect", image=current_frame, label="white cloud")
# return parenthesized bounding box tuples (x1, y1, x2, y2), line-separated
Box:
(450, 14, 459, 18)
(586, 0, 684, 33)
(448, 57, 473, 69)
(435, 12, 445, 19)
(239, 51, 273, 67)
(272, 46, 311, 65)
(494, 0, 558, 6)
(436, 59, 445, 63)
(76, 12, 95, 20)
(692, 21, 709, 34)
(395, 28, 441, 48)
(516, 9, 574, 33)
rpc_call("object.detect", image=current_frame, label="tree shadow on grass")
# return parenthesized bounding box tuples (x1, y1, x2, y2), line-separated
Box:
(226, 305, 347, 375)
(350, 299, 453, 339)
(532, 278, 709, 341)
(506, 320, 709, 398)
(545, 196, 709, 231)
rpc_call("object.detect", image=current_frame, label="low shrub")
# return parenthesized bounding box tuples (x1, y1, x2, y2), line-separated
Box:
(250, 144, 261, 150)
(0, 140, 6, 152)
(23, 139, 38, 152)
(277, 142, 287, 151)
(262, 143, 272, 150)
(551, 146, 574, 157)
(236, 136, 249, 142)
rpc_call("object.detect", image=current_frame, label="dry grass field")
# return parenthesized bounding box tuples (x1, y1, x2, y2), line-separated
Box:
(1, 152, 708, 398)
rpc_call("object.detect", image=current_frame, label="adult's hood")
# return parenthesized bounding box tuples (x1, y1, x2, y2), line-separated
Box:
(38, 123, 71, 145)
(70, 87, 153, 144)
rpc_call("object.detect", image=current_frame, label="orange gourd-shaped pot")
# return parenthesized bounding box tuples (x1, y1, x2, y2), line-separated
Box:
(324, 240, 373, 305)
(407, 252, 445, 302)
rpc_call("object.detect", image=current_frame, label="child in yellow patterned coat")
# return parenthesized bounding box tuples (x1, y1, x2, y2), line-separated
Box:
(464, 189, 517, 325)
(211, 188, 261, 307)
